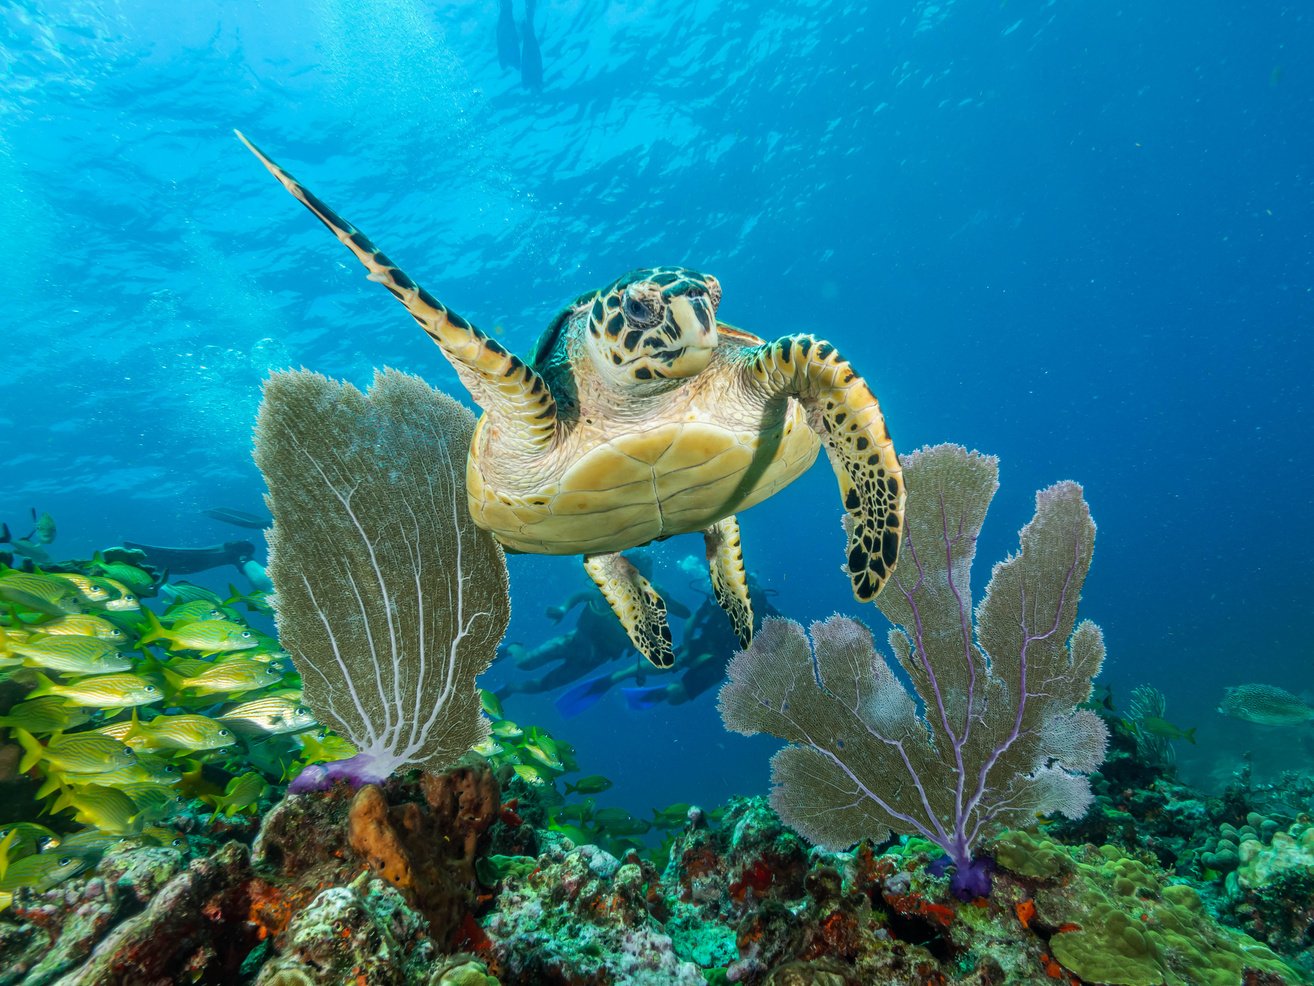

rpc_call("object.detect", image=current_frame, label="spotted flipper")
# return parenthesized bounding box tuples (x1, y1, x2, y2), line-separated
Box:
(583, 553, 673, 669)
(742, 335, 904, 601)
(704, 516, 752, 648)
(235, 131, 555, 453)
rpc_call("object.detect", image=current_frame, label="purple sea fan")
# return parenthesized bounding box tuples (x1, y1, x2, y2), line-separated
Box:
(718, 445, 1106, 897)
(255, 369, 511, 792)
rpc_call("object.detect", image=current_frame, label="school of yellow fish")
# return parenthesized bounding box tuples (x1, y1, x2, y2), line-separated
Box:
(0, 554, 326, 908)
(0, 544, 643, 908)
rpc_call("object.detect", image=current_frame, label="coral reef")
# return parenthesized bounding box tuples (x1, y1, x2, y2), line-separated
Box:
(991, 830, 1294, 986)
(483, 844, 704, 985)
(1217, 820, 1314, 978)
(0, 777, 1305, 985)
(6, 841, 258, 985)
(252, 873, 439, 985)
(347, 758, 501, 945)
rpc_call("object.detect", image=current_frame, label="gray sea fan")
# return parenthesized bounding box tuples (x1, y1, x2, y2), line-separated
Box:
(719, 444, 1107, 896)
(255, 368, 510, 789)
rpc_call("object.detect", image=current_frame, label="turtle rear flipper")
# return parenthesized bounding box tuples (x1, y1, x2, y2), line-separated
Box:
(583, 553, 673, 669)
(704, 516, 753, 648)
(235, 132, 555, 452)
(744, 335, 904, 601)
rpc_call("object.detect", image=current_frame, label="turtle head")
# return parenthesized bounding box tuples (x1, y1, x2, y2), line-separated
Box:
(584, 267, 721, 387)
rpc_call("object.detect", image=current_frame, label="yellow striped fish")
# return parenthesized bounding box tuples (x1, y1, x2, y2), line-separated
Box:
(29, 614, 126, 643)
(0, 572, 81, 616)
(140, 610, 257, 656)
(52, 785, 143, 835)
(164, 660, 283, 696)
(0, 697, 93, 733)
(28, 671, 160, 708)
(11, 635, 132, 674)
(218, 694, 317, 735)
(15, 728, 137, 775)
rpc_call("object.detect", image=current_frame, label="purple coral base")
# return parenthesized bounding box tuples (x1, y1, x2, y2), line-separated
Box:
(288, 754, 388, 794)
(928, 853, 995, 900)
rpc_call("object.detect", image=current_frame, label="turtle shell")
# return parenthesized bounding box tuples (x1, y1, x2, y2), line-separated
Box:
(467, 332, 821, 556)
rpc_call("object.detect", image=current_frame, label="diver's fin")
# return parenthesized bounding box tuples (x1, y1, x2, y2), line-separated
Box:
(497, 0, 520, 70)
(704, 516, 753, 649)
(582, 553, 673, 668)
(554, 675, 614, 718)
(622, 684, 669, 712)
(202, 507, 271, 530)
(519, 0, 543, 89)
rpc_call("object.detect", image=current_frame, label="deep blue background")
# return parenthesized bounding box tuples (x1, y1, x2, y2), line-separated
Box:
(2, 0, 1311, 814)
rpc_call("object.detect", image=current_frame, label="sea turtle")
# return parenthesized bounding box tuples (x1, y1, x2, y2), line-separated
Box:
(237, 132, 904, 669)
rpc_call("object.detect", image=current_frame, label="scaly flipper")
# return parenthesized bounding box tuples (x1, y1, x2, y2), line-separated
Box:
(582, 553, 673, 669)
(704, 516, 753, 648)
(742, 335, 904, 601)
(235, 131, 555, 454)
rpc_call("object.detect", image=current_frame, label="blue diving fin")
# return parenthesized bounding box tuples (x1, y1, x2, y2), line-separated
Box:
(555, 674, 614, 718)
(622, 684, 669, 711)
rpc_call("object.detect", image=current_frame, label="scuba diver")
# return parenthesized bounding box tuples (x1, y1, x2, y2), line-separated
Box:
(495, 0, 542, 90)
(555, 574, 786, 717)
(495, 556, 688, 701)
(122, 506, 275, 593)
(121, 539, 272, 593)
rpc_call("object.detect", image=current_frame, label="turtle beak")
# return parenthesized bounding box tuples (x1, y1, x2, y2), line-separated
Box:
(646, 295, 714, 378)
(668, 295, 718, 352)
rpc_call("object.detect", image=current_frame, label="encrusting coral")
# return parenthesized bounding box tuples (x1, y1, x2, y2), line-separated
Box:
(348, 758, 501, 945)
(719, 445, 1108, 898)
(254, 369, 511, 791)
(991, 829, 1295, 986)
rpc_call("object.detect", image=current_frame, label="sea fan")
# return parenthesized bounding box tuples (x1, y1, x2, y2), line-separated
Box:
(720, 445, 1107, 897)
(255, 369, 510, 790)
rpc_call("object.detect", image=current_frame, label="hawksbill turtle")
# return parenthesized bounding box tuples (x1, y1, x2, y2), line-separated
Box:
(237, 132, 904, 669)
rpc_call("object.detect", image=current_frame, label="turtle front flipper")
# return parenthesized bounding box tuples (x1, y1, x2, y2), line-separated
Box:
(742, 336, 904, 601)
(583, 553, 674, 669)
(704, 516, 753, 648)
(235, 132, 555, 454)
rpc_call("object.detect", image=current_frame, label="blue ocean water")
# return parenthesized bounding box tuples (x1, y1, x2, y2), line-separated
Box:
(1, 0, 1310, 817)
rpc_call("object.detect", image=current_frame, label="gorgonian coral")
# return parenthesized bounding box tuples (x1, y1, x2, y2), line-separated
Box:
(256, 369, 510, 791)
(719, 444, 1106, 896)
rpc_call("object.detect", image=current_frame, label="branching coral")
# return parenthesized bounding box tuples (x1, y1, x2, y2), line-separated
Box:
(719, 444, 1107, 896)
(255, 369, 510, 790)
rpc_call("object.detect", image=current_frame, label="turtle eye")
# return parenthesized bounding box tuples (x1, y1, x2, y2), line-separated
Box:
(624, 295, 652, 322)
